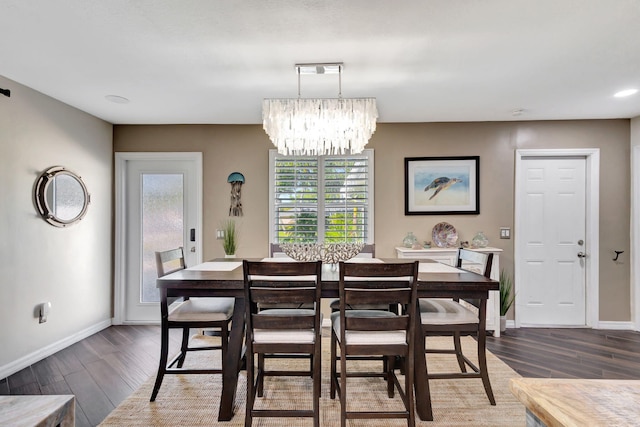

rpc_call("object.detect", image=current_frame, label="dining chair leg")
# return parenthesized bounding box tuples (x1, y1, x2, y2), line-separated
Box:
(415, 324, 434, 421)
(477, 330, 496, 405)
(245, 352, 254, 427)
(330, 329, 337, 399)
(221, 324, 228, 367)
(340, 342, 347, 427)
(313, 344, 321, 427)
(387, 355, 395, 398)
(257, 353, 265, 397)
(176, 327, 190, 368)
(150, 322, 170, 402)
(453, 332, 467, 372)
(406, 352, 416, 427)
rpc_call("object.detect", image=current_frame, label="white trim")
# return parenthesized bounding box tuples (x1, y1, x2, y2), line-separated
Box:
(0, 319, 111, 379)
(116, 319, 161, 326)
(506, 321, 634, 330)
(597, 321, 636, 330)
(113, 152, 203, 325)
(633, 146, 640, 331)
(514, 149, 600, 329)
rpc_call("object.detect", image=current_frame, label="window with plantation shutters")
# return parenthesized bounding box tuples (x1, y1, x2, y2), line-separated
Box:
(269, 149, 374, 244)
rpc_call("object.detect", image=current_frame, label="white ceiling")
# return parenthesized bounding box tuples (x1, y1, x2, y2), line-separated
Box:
(1, 0, 639, 125)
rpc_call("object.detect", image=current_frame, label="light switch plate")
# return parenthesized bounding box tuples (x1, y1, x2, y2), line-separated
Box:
(500, 227, 511, 239)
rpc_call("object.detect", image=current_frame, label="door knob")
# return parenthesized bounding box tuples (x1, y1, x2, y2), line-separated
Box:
(577, 252, 586, 258)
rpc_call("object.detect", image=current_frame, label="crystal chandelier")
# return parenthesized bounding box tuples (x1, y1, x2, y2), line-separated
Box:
(262, 63, 378, 156)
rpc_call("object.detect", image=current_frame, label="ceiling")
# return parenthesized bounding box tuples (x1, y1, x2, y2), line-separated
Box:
(1, 0, 639, 125)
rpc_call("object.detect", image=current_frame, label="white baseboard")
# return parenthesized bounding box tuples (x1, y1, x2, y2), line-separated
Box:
(596, 320, 636, 330)
(0, 319, 112, 380)
(508, 320, 636, 331)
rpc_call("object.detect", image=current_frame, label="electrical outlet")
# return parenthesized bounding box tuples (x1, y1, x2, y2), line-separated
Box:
(39, 302, 51, 323)
(216, 229, 225, 240)
(500, 227, 511, 239)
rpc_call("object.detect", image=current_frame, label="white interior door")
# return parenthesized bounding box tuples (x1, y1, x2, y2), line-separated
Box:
(516, 156, 587, 326)
(115, 153, 202, 324)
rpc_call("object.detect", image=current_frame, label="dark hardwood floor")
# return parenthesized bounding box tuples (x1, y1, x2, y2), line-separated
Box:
(2, 326, 640, 426)
(0, 326, 181, 427)
(486, 327, 640, 379)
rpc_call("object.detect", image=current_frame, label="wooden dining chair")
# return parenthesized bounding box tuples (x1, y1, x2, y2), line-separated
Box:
(150, 247, 235, 402)
(330, 261, 419, 427)
(419, 248, 496, 406)
(243, 260, 323, 427)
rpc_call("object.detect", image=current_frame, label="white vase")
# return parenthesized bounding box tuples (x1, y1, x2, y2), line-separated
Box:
(224, 254, 236, 258)
(500, 315, 507, 333)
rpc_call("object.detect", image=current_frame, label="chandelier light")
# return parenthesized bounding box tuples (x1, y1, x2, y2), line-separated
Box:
(262, 63, 378, 156)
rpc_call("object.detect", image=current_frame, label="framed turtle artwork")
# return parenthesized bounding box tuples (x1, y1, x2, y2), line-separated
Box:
(404, 156, 479, 215)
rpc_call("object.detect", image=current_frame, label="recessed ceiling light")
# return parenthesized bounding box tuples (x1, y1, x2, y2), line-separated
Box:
(614, 89, 638, 98)
(105, 95, 130, 104)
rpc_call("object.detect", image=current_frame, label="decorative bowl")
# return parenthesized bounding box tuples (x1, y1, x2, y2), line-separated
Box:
(279, 242, 365, 263)
(432, 222, 459, 248)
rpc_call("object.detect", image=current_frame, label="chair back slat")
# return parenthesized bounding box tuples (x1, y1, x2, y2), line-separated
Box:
(155, 247, 186, 277)
(344, 288, 412, 306)
(247, 260, 320, 276)
(342, 262, 415, 277)
(251, 287, 316, 305)
(456, 249, 493, 278)
(344, 316, 409, 332)
(252, 315, 316, 330)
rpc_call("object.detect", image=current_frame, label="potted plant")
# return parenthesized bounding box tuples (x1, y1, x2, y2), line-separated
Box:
(499, 269, 515, 333)
(221, 219, 237, 257)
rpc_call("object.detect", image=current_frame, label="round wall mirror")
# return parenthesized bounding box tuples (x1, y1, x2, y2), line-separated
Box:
(34, 166, 90, 227)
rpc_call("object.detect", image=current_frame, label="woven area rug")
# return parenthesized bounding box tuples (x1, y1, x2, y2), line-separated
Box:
(100, 334, 525, 426)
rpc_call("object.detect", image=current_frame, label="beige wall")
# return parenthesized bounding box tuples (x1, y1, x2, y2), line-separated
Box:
(0, 75, 113, 377)
(114, 119, 631, 322)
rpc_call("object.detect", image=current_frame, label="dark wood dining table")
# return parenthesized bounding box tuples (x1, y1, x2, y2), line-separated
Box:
(156, 257, 498, 421)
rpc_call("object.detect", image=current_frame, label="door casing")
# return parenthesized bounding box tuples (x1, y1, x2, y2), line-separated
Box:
(514, 148, 600, 328)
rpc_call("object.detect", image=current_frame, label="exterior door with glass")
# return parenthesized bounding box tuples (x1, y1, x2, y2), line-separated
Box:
(116, 153, 202, 324)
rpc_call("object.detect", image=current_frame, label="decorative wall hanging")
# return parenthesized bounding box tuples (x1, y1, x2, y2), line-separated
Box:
(404, 156, 479, 215)
(34, 166, 90, 227)
(227, 172, 245, 216)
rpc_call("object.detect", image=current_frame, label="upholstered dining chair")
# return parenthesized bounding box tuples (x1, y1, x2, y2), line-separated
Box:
(330, 261, 419, 427)
(242, 260, 323, 427)
(150, 247, 235, 402)
(419, 248, 496, 406)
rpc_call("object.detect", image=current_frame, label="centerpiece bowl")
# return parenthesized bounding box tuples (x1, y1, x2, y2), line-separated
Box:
(279, 242, 365, 263)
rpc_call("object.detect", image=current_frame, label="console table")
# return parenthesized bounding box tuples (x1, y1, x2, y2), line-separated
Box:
(395, 246, 503, 336)
(0, 395, 75, 426)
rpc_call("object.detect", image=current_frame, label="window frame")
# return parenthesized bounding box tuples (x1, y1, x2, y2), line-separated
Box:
(268, 148, 375, 245)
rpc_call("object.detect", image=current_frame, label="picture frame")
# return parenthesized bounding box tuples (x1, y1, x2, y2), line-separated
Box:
(404, 156, 479, 215)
